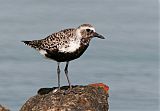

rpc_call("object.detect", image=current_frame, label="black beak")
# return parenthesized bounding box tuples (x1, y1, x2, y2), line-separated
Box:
(93, 32, 105, 39)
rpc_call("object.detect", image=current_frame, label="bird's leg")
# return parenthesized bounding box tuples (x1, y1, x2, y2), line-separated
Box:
(57, 62, 60, 90)
(64, 61, 72, 89)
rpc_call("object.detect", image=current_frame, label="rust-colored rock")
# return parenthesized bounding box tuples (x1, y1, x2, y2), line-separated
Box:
(0, 105, 10, 111)
(20, 83, 109, 111)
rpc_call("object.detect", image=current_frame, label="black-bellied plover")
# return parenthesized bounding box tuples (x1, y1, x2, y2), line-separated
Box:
(22, 24, 105, 89)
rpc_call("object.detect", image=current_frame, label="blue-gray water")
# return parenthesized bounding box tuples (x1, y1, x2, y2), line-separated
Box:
(0, 0, 159, 111)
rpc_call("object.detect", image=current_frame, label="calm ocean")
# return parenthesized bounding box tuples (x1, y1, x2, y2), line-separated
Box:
(0, 0, 159, 111)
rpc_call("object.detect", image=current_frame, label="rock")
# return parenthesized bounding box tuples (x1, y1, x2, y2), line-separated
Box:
(20, 83, 109, 111)
(0, 105, 10, 111)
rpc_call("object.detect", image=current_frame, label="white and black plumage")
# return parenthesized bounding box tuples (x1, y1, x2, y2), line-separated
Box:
(22, 24, 105, 89)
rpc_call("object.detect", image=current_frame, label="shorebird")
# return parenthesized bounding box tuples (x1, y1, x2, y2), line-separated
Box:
(22, 24, 105, 89)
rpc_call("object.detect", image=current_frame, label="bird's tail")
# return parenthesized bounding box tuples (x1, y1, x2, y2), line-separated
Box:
(22, 40, 41, 49)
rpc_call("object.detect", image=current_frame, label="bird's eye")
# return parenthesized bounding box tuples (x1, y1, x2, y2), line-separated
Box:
(86, 29, 90, 32)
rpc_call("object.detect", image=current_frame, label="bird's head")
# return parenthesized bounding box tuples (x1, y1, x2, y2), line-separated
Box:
(76, 24, 105, 39)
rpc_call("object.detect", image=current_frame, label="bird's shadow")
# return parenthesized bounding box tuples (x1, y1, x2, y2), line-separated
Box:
(37, 85, 79, 95)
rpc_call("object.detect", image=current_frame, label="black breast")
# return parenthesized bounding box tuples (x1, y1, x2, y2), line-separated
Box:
(45, 44, 89, 62)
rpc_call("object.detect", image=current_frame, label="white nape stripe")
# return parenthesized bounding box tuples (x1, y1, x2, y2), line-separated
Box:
(76, 29, 82, 38)
(39, 50, 47, 55)
(80, 27, 96, 32)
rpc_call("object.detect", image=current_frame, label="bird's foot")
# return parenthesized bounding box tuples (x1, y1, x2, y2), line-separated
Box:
(64, 86, 77, 94)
